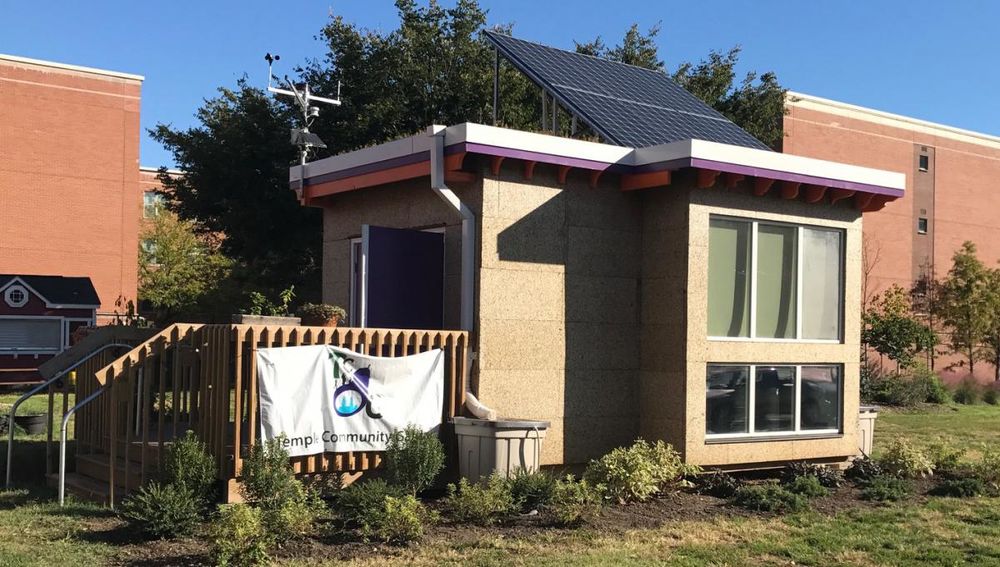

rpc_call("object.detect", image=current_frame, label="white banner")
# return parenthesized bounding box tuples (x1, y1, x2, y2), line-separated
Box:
(255, 345, 444, 457)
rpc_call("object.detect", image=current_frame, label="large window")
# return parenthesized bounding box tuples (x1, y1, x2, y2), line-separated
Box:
(0, 318, 62, 351)
(706, 364, 842, 438)
(708, 217, 843, 341)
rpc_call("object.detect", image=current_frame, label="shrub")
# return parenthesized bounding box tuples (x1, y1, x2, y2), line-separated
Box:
(162, 430, 217, 509)
(545, 476, 603, 526)
(240, 439, 324, 539)
(365, 494, 433, 545)
(583, 439, 692, 504)
(509, 468, 557, 513)
(973, 450, 1000, 490)
(878, 440, 934, 479)
(926, 442, 965, 473)
(846, 456, 884, 484)
(931, 477, 986, 498)
(730, 483, 809, 513)
(983, 387, 999, 405)
(781, 462, 843, 488)
(785, 475, 830, 498)
(697, 471, 743, 499)
(952, 376, 981, 405)
(864, 365, 950, 407)
(861, 476, 911, 502)
(443, 475, 516, 525)
(296, 302, 347, 324)
(120, 482, 202, 539)
(211, 504, 270, 567)
(915, 368, 951, 404)
(335, 478, 405, 530)
(384, 426, 445, 495)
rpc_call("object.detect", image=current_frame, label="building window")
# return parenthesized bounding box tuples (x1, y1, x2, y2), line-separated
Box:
(706, 364, 842, 438)
(141, 239, 159, 264)
(918, 217, 928, 235)
(708, 217, 843, 341)
(919, 154, 929, 172)
(4, 285, 29, 308)
(143, 191, 164, 218)
(0, 318, 63, 351)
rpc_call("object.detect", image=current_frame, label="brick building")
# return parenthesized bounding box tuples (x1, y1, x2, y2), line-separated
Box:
(784, 92, 1000, 381)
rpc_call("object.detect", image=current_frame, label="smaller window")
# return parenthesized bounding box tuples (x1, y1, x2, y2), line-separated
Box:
(4, 285, 29, 308)
(918, 154, 929, 172)
(143, 191, 164, 218)
(141, 239, 159, 264)
(917, 218, 928, 235)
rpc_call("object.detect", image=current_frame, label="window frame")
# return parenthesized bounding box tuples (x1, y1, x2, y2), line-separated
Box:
(0, 315, 66, 354)
(918, 154, 929, 172)
(708, 215, 845, 344)
(705, 363, 843, 441)
(917, 217, 928, 235)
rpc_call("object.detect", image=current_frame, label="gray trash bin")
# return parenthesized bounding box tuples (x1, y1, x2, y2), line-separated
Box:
(858, 405, 879, 457)
(451, 417, 549, 482)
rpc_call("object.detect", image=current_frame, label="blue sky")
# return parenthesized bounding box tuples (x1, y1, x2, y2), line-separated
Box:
(3, 1, 997, 167)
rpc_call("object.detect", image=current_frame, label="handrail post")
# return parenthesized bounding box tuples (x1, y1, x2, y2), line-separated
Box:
(5, 342, 132, 489)
(60, 386, 106, 506)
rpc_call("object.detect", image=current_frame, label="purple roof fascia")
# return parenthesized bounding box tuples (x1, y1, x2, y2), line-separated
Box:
(688, 158, 904, 198)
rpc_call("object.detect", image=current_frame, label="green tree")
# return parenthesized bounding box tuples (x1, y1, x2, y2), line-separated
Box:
(862, 285, 937, 372)
(936, 241, 992, 375)
(575, 23, 664, 70)
(138, 210, 232, 324)
(980, 268, 1000, 381)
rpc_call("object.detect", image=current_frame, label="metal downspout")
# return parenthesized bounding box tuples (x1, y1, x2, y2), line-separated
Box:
(428, 125, 497, 421)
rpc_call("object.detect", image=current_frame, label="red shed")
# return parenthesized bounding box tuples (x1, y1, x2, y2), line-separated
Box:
(0, 275, 99, 383)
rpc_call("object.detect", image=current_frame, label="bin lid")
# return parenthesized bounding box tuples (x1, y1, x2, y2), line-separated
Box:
(450, 416, 550, 429)
(859, 404, 880, 413)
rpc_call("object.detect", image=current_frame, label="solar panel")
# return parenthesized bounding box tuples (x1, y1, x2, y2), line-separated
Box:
(484, 31, 771, 150)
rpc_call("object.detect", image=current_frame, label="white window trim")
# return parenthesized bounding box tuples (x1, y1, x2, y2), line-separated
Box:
(705, 363, 843, 441)
(708, 215, 845, 343)
(0, 314, 66, 354)
(4, 285, 29, 308)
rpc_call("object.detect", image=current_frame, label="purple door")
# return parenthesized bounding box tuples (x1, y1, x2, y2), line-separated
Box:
(362, 225, 445, 330)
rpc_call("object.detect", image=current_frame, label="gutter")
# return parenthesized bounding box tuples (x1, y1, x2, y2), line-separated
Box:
(427, 125, 497, 421)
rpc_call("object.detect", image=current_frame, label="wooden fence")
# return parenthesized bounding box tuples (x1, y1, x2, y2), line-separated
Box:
(86, 324, 469, 501)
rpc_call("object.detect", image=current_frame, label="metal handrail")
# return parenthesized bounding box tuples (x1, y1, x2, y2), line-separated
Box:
(59, 386, 106, 507)
(5, 342, 133, 489)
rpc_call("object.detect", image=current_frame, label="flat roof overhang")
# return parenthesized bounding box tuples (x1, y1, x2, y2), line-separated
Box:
(291, 123, 905, 212)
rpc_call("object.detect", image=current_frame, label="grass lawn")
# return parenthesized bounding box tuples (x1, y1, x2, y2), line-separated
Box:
(0, 402, 998, 566)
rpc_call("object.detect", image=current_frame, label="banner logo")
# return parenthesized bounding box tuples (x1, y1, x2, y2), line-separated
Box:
(331, 354, 383, 419)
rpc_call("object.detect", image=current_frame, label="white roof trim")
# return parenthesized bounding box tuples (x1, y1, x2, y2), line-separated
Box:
(0, 276, 99, 309)
(786, 91, 1000, 151)
(292, 122, 905, 192)
(0, 53, 144, 82)
(140, 166, 184, 175)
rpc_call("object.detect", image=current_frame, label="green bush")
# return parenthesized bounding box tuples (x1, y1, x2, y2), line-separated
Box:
(545, 476, 603, 526)
(878, 440, 934, 479)
(443, 475, 515, 525)
(384, 426, 445, 495)
(729, 483, 809, 513)
(509, 468, 557, 513)
(120, 481, 202, 539)
(335, 479, 404, 530)
(973, 450, 1000, 490)
(365, 494, 433, 545)
(863, 365, 950, 407)
(926, 442, 965, 473)
(952, 377, 981, 405)
(696, 471, 743, 499)
(781, 462, 843, 488)
(785, 475, 830, 498)
(983, 387, 999, 405)
(915, 367, 951, 404)
(861, 476, 911, 502)
(162, 430, 217, 509)
(240, 439, 324, 539)
(846, 456, 884, 484)
(931, 477, 986, 498)
(211, 504, 271, 567)
(583, 439, 694, 504)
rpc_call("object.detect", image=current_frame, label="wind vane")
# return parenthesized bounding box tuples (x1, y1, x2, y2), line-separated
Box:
(265, 52, 342, 166)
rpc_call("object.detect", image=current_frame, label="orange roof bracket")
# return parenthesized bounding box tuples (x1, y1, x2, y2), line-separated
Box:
(444, 151, 467, 171)
(722, 172, 745, 189)
(860, 194, 892, 212)
(557, 165, 572, 185)
(523, 160, 537, 181)
(802, 184, 827, 203)
(696, 168, 720, 189)
(853, 192, 875, 211)
(490, 156, 505, 176)
(780, 181, 801, 200)
(588, 170, 603, 189)
(620, 170, 671, 192)
(828, 188, 856, 204)
(753, 178, 775, 196)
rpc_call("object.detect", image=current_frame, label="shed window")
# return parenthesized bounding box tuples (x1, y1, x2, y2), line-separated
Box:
(708, 217, 843, 341)
(919, 154, 929, 172)
(918, 218, 928, 234)
(706, 364, 842, 438)
(0, 318, 62, 351)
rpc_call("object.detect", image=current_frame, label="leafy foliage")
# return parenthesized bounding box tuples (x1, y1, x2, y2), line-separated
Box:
(297, 302, 347, 324)
(730, 483, 809, 513)
(785, 475, 829, 498)
(120, 482, 202, 539)
(846, 456, 884, 484)
(863, 285, 937, 372)
(138, 209, 232, 323)
(935, 242, 992, 375)
(781, 462, 843, 488)
(952, 377, 982, 405)
(583, 439, 695, 504)
(862, 364, 949, 407)
(696, 471, 743, 498)
(984, 386, 1000, 405)
(878, 440, 935, 479)
(162, 430, 217, 510)
(369, 494, 433, 545)
(861, 476, 911, 502)
(384, 426, 445, 495)
(545, 476, 603, 526)
(443, 475, 516, 525)
(245, 286, 295, 317)
(239, 439, 324, 540)
(211, 504, 271, 567)
(931, 477, 987, 498)
(335, 479, 404, 530)
(925, 442, 965, 473)
(508, 468, 557, 513)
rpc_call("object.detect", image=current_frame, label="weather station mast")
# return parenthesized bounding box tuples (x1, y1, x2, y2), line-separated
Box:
(265, 52, 342, 167)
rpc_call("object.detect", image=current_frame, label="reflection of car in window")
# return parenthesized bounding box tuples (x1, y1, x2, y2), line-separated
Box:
(706, 369, 747, 434)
